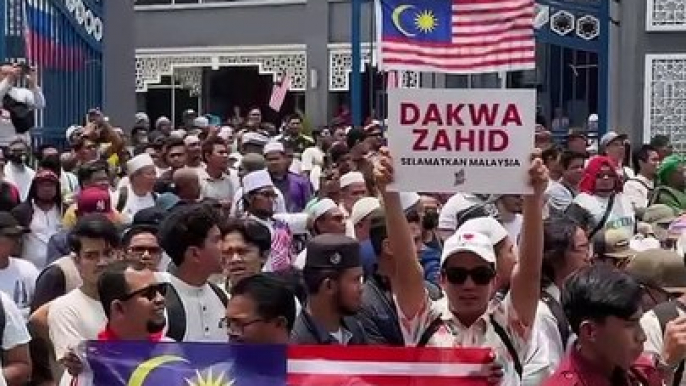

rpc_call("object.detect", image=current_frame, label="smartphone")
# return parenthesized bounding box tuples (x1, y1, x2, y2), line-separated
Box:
(18, 63, 31, 75)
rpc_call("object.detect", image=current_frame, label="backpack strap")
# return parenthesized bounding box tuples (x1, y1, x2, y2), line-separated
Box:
(164, 284, 186, 342)
(0, 295, 5, 346)
(115, 186, 128, 212)
(489, 315, 523, 378)
(55, 255, 82, 293)
(589, 194, 615, 239)
(417, 317, 443, 347)
(653, 301, 684, 386)
(541, 291, 571, 349)
(208, 282, 228, 307)
(650, 186, 680, 207)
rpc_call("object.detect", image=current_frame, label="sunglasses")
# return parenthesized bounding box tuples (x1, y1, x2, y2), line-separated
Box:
(119, 283, 168, 302)
(443, 266, 495, 285)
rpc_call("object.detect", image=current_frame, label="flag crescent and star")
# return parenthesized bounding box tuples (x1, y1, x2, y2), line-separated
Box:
(126, 355, 235, 386)
(389, 2, 441, 38)
(391, 4, 416, 37)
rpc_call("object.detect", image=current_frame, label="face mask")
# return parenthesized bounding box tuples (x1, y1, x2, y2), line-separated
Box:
(422, 210, 439, 230)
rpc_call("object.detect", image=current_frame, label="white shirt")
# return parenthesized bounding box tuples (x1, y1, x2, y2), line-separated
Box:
(544, 180, 576, 214)
(199, 169, 236, 201)
(0, 79, 46, 147)
(166, 275, 227, 342)
(301, 147, 324, 192)
(21, 203, 60, 269)
(641, 305, 686, 386)
(573, 192, 636, 236)
(0, 292, 31, 386)
(623, 174, 654, 213)
(112, 185, 156, 222)
(48, 288, 106, 361)
(438, 193, 486, 231)
(3, 163, 34, 201)
(501, 214, 523, 245)
(0, 257, 38, 319)
(534, 284, 573, 372)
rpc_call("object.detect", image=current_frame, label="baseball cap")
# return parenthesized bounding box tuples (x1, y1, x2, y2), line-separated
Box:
(599, 131, 628, 149)
(305, 234, 361, 270)
(0, 212, 27, 237)
(441, 231, 497, 267)
(76, 187, 113, 217)
(458, 216, 509, 246)
(625, 248, 686, 293)
(643, 204, 680, 225)
(657, 154, 685, 185)
(34, 169, 59, 183)
(598, 228, 636, 260)
(350, 197, 381, 225)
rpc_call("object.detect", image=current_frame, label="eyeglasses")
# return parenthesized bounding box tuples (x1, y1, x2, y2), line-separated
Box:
(219, 317, 264, 335)
(443, 266, 496, 285)
(119, 283, 168, 302)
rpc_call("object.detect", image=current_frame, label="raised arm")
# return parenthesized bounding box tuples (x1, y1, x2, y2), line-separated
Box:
(509, 154, 548, 328)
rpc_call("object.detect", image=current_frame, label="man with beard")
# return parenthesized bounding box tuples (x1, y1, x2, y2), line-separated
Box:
(60, 261, 169, 386)
(292, 234, 367, 345)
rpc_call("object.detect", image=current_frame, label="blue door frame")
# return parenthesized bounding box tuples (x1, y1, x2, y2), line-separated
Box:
(535, 0, 610, 138)
(0, 0, 103, 148)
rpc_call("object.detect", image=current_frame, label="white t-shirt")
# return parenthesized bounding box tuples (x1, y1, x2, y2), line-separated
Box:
(22, 204, 61, 269)
(0, 80, 46, 147)
(501, 214, 523, 245)
(438, 193, 487, 231)
(166, 275, 227, 342)
(301, 147, 324, 192)
(48, 289, 106, 362)
(0, 258, 38, 319)
(572, 192, 636, 236)
(112, 186, 156, 222)
(0, 292, 31, 386)
(641, 305, 686, 386)
(3, 163, 34, 201)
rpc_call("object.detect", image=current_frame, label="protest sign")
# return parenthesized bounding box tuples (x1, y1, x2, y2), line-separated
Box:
(387, 88, 535, 194)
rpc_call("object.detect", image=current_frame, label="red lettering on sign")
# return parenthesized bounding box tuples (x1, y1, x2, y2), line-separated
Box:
(412, 128, 429, 150)
(469, 104, 499, 126)
(400, 103, 419, 125)
(400, 103, 523, 127)
(446, 104, 464, 126)
(432, 129, 451, 151)
(502, 104, 522, 126)
(423, 103, 442, 125)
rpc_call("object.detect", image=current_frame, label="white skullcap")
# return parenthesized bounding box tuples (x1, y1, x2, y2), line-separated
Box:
(399, 192, 421, 212)
(184, 135, 200, 146)
(350, 197, 381, 225)
(242, 132, 269, 146)
(458, 216, 509, 246)
(135, 112, 149, 123)
(193, 117, 209, 128)
(340, 171, 365, 188)
(309, 198, 338, 222)
(127, 153, 155, 175)
(588, 114, 599, 122)
(155, 116, 171, 127)
(242, 170, 274, 194)
(65, 125, 82, 140)
(263, 141, 285, 155)
(170, 129, 187, 139)
(218, 126, 234, 140)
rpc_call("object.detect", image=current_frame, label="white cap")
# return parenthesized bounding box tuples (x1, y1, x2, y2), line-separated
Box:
(600, 131, 627, 149)
(340, 171, 365, 188)
(350, 197, 381, 225)
(127, 153, 155, 175)
(135, 112, 149, 123)
(263, 141, 285, 155)
(242, 132, 269, 146)
(458, 216, 509, 245)
(309, 198, 338, 222)
(242, 170, 274, 194)
(65, 125, 82, 140)
(170, 129, 187, 139)
(399, 192, 421, 212)
(193, 117, 209, 128)
(155, 116, 171, 127)
(588, 114, 599, 122)
(184, 135, 200, 146)
(441, 231, 497, 266)
(218, 126, 233, 141)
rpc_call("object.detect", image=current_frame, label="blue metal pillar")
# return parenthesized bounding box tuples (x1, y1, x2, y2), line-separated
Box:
(351, 0, 363, 127)
(597, 0, 610, 136)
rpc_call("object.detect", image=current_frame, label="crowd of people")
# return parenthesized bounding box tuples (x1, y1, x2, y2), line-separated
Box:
(0, 97, 682, 386)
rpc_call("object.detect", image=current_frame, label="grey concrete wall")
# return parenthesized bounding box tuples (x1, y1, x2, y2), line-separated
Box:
(103, 0, 136, 129)
(305, 0, 330, 126)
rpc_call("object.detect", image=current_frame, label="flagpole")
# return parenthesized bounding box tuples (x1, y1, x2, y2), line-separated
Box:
(351, 0, 363, 127)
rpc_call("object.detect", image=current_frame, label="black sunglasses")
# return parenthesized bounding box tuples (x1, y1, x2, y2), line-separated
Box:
(119, 283, 168, 302)
(443, 266, 495, 286)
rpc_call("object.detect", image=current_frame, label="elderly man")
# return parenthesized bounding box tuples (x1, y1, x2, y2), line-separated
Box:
(114, 154, 157, 221)
(339, 171, 368, 236)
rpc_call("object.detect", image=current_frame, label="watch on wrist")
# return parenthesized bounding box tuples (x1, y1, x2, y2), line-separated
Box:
(655, 354, 681, 372)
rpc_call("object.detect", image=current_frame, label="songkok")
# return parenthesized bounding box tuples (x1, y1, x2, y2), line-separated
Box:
(340, 171, 365, 188)
(127, 153, 155, 175)
(305, 234, 361, 270)
(242, 170, 274, 194)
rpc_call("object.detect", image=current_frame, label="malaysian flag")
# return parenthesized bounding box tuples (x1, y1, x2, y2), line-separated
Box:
(84, 342, 493, 386)
(375, 0, 536, 74)
(269, 72, 292, 112)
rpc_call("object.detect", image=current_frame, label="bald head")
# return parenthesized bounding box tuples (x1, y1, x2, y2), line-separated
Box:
(172, 168, 200, 201)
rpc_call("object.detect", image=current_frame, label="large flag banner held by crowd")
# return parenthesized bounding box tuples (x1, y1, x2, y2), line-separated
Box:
(84, 342, 494, 385)
(386, 88, 535, 194)
(375, 0, 536, 73)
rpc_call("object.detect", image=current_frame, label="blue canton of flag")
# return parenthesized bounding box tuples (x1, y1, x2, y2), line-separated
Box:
(380, 0, 452, 43)
(86, 342, 287, 386)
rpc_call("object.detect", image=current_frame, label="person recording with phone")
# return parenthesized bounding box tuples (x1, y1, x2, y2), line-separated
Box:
(0, 63, 45, 147)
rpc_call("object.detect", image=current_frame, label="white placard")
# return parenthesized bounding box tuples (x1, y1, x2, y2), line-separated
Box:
(387, 88, 536, 194)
